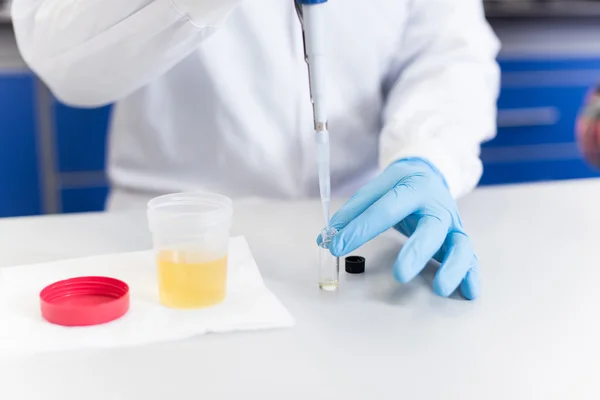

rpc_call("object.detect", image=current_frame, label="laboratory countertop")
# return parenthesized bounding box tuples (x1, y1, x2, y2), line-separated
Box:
(1, 179, 600, 399)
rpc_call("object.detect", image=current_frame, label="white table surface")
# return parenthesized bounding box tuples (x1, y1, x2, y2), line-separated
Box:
(1, 179, 600, 399)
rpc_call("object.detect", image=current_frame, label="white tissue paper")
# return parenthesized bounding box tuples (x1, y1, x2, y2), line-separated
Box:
(0, 236, 294, 356)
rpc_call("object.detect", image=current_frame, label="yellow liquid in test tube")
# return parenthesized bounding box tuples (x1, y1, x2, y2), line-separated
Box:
(157, 251, 228, 309)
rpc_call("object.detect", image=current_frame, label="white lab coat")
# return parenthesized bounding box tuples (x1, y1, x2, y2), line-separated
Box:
(12, 0, 500, 210)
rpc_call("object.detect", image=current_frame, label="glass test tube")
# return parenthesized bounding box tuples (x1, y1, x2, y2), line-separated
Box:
(319, 227, 340, 291)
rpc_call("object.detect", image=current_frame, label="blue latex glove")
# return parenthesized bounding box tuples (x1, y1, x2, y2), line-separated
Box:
(323, 157, 480, 300)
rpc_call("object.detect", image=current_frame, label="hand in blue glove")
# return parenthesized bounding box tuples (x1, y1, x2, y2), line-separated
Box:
(324, 157, 479, 300)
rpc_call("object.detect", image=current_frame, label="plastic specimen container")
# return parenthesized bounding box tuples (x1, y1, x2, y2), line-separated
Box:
(147, 192, 233, 309)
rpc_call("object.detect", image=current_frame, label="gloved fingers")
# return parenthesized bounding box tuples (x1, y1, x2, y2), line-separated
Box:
(328, 167, 403, 231)
(330, 183, 420, 257)
(460, 264, 480, 301)
(393, 216, 448, 283)
(433, 232, 476, 298)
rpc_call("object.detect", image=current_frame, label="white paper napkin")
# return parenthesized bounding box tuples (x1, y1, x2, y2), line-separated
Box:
(0, 236, 294, 356)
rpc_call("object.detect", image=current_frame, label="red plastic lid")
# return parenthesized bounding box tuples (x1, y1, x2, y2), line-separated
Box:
(40, 276, 130, 327)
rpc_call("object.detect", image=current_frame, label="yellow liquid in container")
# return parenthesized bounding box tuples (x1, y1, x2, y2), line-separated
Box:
(157, 251, 228, 309)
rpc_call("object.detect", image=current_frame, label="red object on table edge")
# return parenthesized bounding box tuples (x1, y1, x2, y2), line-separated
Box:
(40, 276, 130, 327)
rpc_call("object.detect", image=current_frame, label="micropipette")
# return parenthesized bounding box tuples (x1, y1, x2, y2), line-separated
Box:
(295, 0, 331, 228)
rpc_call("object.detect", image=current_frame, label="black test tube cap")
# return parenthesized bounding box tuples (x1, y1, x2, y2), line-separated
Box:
(345, 256, 365, 274)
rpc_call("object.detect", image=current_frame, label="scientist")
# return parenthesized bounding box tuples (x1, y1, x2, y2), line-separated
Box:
(12, 0, 500, 300)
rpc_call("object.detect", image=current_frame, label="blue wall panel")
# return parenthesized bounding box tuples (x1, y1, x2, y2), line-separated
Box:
(54, 103, 111, 172)
(61, 187, 109, 214)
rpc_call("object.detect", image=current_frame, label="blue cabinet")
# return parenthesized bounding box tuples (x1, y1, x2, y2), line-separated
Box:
(52, 102, 111, 213)
(0, 73, 41, 217)
(0, 69, 111, 216)
(494, 86, 586, 146)
(480, 57, 600, 185)
(481, 159, 598, 185)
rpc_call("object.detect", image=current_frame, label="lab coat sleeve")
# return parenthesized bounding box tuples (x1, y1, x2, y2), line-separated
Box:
(11, 0, 243, 107)
(379, 0, 501, 198)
